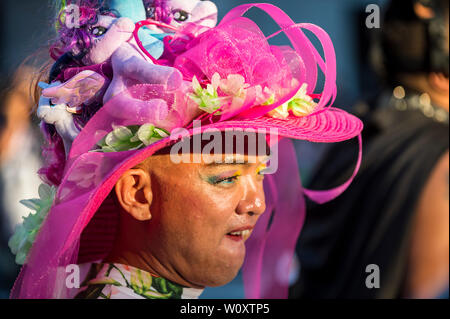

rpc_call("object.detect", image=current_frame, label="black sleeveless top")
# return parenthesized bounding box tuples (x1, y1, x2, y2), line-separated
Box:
(290, 95, 449, 298)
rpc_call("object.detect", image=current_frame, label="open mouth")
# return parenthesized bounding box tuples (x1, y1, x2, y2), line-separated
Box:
(226, 229, 252, 241)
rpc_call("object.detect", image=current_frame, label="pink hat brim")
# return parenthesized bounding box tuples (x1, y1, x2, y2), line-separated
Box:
(73, 105, 362, 263)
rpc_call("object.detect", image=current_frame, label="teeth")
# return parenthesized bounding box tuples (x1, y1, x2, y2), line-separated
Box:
(229, 230, 251, 237)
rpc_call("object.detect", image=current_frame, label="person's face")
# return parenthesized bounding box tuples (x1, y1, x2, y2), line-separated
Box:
(141, 152, 267, 288)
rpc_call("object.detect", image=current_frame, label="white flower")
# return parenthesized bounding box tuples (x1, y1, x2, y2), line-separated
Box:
(188, 73, 254, 115)
(218, 73, 249, 98)
(265, 83, 317, 120)
(96, 123, 170, 152)
(268, 102, 290, 119)
(188, 75, 222, 114)
(288, 83, 317, 117)
(131, 124, 169, 147)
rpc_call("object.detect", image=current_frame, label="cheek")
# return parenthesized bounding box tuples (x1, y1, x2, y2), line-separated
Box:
(159, 177, 240, 241)
(185, 182, 238, 221)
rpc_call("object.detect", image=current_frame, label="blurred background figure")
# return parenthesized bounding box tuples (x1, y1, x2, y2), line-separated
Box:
(0, 67, 43, 299)
(0, 0, 53, 298)
(290, 0, 449, 299)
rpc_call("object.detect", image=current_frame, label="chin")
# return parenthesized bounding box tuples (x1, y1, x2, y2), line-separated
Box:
(194, 256, 244, 288)
(202, 267, 241, 287)
(212, 257, 246, 287)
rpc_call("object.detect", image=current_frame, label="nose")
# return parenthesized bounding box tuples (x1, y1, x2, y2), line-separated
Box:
(236, 175, 266, 217)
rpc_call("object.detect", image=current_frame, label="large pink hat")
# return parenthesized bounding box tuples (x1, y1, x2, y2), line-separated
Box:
(11, 3, 362, 299)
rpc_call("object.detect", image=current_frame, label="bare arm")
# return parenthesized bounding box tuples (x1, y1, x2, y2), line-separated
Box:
(407, 151, 449, 298)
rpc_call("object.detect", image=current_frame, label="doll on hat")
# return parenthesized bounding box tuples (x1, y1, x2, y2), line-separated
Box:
(38, 0, 217, 156)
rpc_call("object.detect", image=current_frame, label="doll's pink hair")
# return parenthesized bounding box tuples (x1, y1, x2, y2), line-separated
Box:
(143, 0, 173, 24)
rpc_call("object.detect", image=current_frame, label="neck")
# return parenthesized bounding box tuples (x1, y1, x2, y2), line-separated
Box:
(429, 92, 449, 112)
(104, 213, 205, 290)
(400, 74, 449, 112)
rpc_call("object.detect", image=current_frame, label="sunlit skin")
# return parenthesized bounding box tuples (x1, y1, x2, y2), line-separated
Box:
(104, 152, 268, 289)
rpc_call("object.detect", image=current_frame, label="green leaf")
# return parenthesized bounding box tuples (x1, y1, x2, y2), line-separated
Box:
(128, 143, 145, 151)
(19, 199, 40, 211)
(154, 128, 169, 138)
(8, 225, 26, 255)
(87, 277, 123, 286)
(142, 290, 172, 299)
(94, 124, 169, 153)
(74, 284, 107, 299)
(38, 184, 52, 199)
(166, 281, 183, 299)
(9, 183, 56, 265)
(96, 136, 107, 148)
(106, 126, 133, 146)
(22, 213, 42, 232)
(136, 124, 156, 145)
(101, 145, 117, 153)
(152, 276, 169, 294)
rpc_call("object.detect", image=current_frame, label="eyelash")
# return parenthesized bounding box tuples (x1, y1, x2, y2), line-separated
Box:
(214, 175, 240, 185)
(173, 9, 190, 22)
(91, 26, 107, 37)
(210, 169, 265, 186)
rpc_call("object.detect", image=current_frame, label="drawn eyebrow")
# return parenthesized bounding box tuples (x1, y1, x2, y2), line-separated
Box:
(205, 162, 249, 167)
(204, 155, 270, 167)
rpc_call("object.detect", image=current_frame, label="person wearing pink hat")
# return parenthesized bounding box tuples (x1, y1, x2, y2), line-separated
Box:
(9, 1, 363, 299)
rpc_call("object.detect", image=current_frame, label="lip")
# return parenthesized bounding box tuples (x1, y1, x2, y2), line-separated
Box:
(225, 225, 255, 242)
(225, 234, 246, 242)
(228, 225, 254, 233)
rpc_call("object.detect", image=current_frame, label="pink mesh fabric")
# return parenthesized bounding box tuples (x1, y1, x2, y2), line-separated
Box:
(242, 138, 306, 298)
(11, 3, 363, 299)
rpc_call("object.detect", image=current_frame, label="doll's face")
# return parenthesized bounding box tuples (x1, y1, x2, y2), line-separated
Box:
(145, 0, 218, 28)
(137, 151, 267, 287)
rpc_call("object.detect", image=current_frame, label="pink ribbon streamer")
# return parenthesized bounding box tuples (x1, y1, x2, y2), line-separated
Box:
(243, 134, 362, 299)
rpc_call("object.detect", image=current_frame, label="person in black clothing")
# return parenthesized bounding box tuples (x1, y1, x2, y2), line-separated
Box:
(290, 0, 449, 299)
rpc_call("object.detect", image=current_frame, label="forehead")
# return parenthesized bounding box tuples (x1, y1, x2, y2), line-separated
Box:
(149, 152, 267, 166)
(140, 131, 271, 170)
(94, 15, 116, 28)
(140, 152, 267, 177)
(186, 153, 268, 166)
(168, 0, 198, 11)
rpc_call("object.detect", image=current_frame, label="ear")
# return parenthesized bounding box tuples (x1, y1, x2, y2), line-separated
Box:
(42, 70, 106, 110)
(115, 168, 153, 221)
